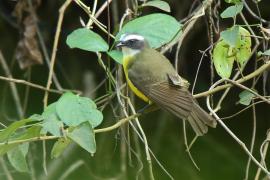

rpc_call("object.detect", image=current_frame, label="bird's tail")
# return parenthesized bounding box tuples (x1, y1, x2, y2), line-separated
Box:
(186, 103, 217, 136)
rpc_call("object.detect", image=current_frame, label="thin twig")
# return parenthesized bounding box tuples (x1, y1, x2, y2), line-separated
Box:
(206, 79, 270, 176)
(27, 0, 63, 90)
(0, 76, 64, 94)
(0, 157, 13, 180)
(43, 0, 72, 108)
(221, 100, 264, 120)
(94, 0, 113, 20)
(255, 130, 270, 180)
(59, 160, 84, 180)
(42, 0, 72, 175)
(243, 100, 257, 180)
(0, 51, 23, 118)
(126, 99, 155, 180)
(183, 120, 200, 171)
(192, 46, 212, 95)
(243, 0, 269, 25)
(224, 79, 270, 104)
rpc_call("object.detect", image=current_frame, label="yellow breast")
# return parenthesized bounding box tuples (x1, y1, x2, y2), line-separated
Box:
(123, 56, 150, 103)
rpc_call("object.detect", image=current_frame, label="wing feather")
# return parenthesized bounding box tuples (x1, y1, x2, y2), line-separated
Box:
(131, 80, 216, 136)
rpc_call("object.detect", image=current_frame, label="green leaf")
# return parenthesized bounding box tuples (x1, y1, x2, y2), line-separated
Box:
(7, 143, 29, 172)
(236, 27, 251, 48)
(221, 3, 243, 18)
(0, 145, 17, 156)
(142, 1, 171, 12)
(212, 26, 251, 78)
(235, 47, 251, 68)
(0, 119, 34, 142)
(19, 143, 29, 156)
(220, 26, 239, 47)
(56, 92, 103, 128)
(258, 49, 270, 56)
(16, 126, 42, 140)
(42, 118, 63, 137)
(116, 13, 182, 48)
(107, 50, 123, 64)
(28, 114, 44, 121)
(0, 126, 41, 156)
(66, 28, 109, 52)
(235, 27, 251, 68)
(238, 90, 256, 106)
(212, 40, 235, 78)
(51, 138, 71, 159)
(42, 103, 63, 137)
(67, 122, 96, 154)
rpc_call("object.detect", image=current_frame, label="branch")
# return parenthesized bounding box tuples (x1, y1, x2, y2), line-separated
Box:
(0, 76, 65, 94)
(43, 0, 73, 108)
(0, 113, 141, 146)
(194, 62, 270, 98)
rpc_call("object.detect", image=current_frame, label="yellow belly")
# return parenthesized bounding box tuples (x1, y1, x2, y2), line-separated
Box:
(123, 57, 150, 103)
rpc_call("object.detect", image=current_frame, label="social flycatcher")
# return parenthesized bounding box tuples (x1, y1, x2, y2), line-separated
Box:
(116, 33, 216, 136)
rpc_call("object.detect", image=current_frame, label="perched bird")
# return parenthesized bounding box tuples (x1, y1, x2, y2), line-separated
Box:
(116, 33, 216, 136)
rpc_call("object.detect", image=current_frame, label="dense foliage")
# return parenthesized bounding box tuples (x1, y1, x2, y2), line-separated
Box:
(0, 0, 270, 179)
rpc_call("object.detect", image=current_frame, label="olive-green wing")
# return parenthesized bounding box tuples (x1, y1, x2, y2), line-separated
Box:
(129, 78, 216, 136)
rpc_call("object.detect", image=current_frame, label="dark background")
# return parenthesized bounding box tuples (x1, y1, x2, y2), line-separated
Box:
(0, 0, 270, 179)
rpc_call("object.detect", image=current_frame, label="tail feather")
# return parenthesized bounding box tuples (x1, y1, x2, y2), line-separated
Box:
(188, 111, 208, 136)
(186, 104, 216, 136)
(194, 103, 217, 128)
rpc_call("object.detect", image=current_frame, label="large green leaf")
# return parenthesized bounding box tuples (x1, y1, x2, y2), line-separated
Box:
(221, 3, 243, 18)
(56, 92, 103, 128)
(51, 138, 71, 159)
(66, 28, 109, 52)
(142, 1, 171, 12)
(116, 13, 182, 48)
(212, 40, 235, 78)
(213, 26, 251, 78)
(67, 122, 96, 154)
(220, 26, 239, 47)
(107, 50, 123, 64)
(41, 103, 63, 137)
(0, 119, 34, 142)
(7, 143, 29, 172)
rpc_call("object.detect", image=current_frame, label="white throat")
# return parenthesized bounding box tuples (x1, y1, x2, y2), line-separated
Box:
(122, 47, 141, 57)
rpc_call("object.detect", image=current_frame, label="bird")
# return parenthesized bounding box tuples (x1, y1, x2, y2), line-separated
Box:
(116, 33, 217, 136)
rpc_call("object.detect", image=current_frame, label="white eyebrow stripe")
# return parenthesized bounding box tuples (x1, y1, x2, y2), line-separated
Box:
(120, 34, 144, 41)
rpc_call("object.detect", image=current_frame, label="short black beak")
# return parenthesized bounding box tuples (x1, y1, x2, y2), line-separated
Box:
(115, 41, 125, 48)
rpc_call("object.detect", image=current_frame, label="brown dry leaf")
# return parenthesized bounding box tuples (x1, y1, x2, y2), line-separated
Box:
(13, 0, 43, 69)
(16, 16, 42, 69)
(12, 0, 28, 23)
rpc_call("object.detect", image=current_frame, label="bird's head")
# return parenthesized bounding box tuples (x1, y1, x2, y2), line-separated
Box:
(116, 33, 149, 57)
